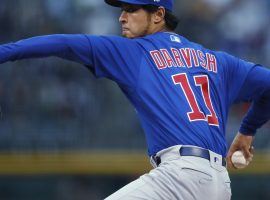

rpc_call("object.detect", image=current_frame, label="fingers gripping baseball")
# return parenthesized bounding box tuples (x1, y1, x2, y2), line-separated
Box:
(226, 132, 254, 169)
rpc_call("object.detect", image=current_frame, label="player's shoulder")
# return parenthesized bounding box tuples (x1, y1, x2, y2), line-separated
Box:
(172, 34, 255, 72)
(86, 34, 139, 45)
(138, 32, 235, 65)
(141, 32, 221, 52)
(176, 34, 228, 57)
(180, 35, 242, 64)
(85, 34, 143, 54)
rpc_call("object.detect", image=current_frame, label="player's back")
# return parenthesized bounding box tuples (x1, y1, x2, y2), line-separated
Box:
(127, 32, 253, 156)
(0, 32, 255, 157)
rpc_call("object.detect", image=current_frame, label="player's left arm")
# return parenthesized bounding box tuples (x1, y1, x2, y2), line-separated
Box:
(0, 34, 93, 65)
(227, 65, 270, 168)
(0, 34, 140, 89)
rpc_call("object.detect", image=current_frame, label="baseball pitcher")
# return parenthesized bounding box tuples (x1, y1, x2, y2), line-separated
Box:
(0, 0, 269, 199)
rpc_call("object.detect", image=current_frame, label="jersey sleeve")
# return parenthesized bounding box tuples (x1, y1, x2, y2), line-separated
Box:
(0, 34, 92, 65)
(238, 66, 270, 135)
(0, 34, 141, 89)
(219, 52, 270, 135)
(84, 35, 141, 88)
(219, 52, 255, 105)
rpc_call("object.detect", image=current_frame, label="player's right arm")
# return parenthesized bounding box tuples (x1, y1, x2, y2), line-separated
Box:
(227, 65, 270, 168)
(226, 132, 254, 169)
(221, 53, 270, 168)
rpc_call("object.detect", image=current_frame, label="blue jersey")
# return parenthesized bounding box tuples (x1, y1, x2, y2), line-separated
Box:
(1, 32, 270, 156)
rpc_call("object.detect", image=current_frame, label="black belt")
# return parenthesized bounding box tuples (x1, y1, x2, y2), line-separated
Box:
(152, 146, 226, 167)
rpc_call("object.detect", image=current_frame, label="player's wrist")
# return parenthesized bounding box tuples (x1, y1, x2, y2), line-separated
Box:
(239, 126, 256, 136)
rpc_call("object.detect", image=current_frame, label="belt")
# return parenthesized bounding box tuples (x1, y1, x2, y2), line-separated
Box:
(152, 146, 226, 167)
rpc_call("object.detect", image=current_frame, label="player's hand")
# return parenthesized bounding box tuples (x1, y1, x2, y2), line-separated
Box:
(226, 132, 254, 169)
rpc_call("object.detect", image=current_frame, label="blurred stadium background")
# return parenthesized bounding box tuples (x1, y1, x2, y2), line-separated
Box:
(0, 0, 269, 199)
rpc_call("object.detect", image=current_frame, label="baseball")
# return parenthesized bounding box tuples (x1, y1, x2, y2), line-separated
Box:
(231, 151, 249, 169)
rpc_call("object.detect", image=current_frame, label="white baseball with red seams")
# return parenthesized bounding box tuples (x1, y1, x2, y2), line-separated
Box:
(231, 151, 250, 169)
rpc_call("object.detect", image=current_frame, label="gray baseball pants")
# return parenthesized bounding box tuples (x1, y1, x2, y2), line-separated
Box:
(105, 145, 232, 200)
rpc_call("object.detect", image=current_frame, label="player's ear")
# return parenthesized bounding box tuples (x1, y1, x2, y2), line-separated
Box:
(153, 7, 165, 24)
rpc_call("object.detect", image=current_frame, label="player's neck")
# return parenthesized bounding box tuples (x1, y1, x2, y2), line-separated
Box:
(148, 23, 172, 35)
(159, 27, 174, 33)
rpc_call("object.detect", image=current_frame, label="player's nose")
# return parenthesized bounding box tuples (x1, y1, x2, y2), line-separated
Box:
(119, 11, 127, 23)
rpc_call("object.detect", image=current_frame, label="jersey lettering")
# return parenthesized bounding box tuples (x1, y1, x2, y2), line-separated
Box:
(194, 75, 219, 126)
(180, 48, 192, 68)
(197, 50, 207, 69)
(171, 48, 185, 67)
(150, 50, 167, 69)
(149, 48, 218, 73)
(160, 49, 175, 67)
(206, 53, 217, 72)
(172, 73, 219, 126)
(191, 49, 199, 67)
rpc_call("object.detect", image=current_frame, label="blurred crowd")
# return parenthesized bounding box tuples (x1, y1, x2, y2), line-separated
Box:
(0, 0, 269, 152)
(176, 0, 270, 64)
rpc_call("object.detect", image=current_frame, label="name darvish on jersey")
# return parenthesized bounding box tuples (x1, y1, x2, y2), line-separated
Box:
(0, 32, 269, 157)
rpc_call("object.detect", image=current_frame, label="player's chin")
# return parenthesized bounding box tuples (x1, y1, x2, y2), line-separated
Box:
(121, 31, 135, 39)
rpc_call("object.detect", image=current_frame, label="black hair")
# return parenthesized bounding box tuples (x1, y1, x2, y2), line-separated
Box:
(141, 5, 179, 31)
